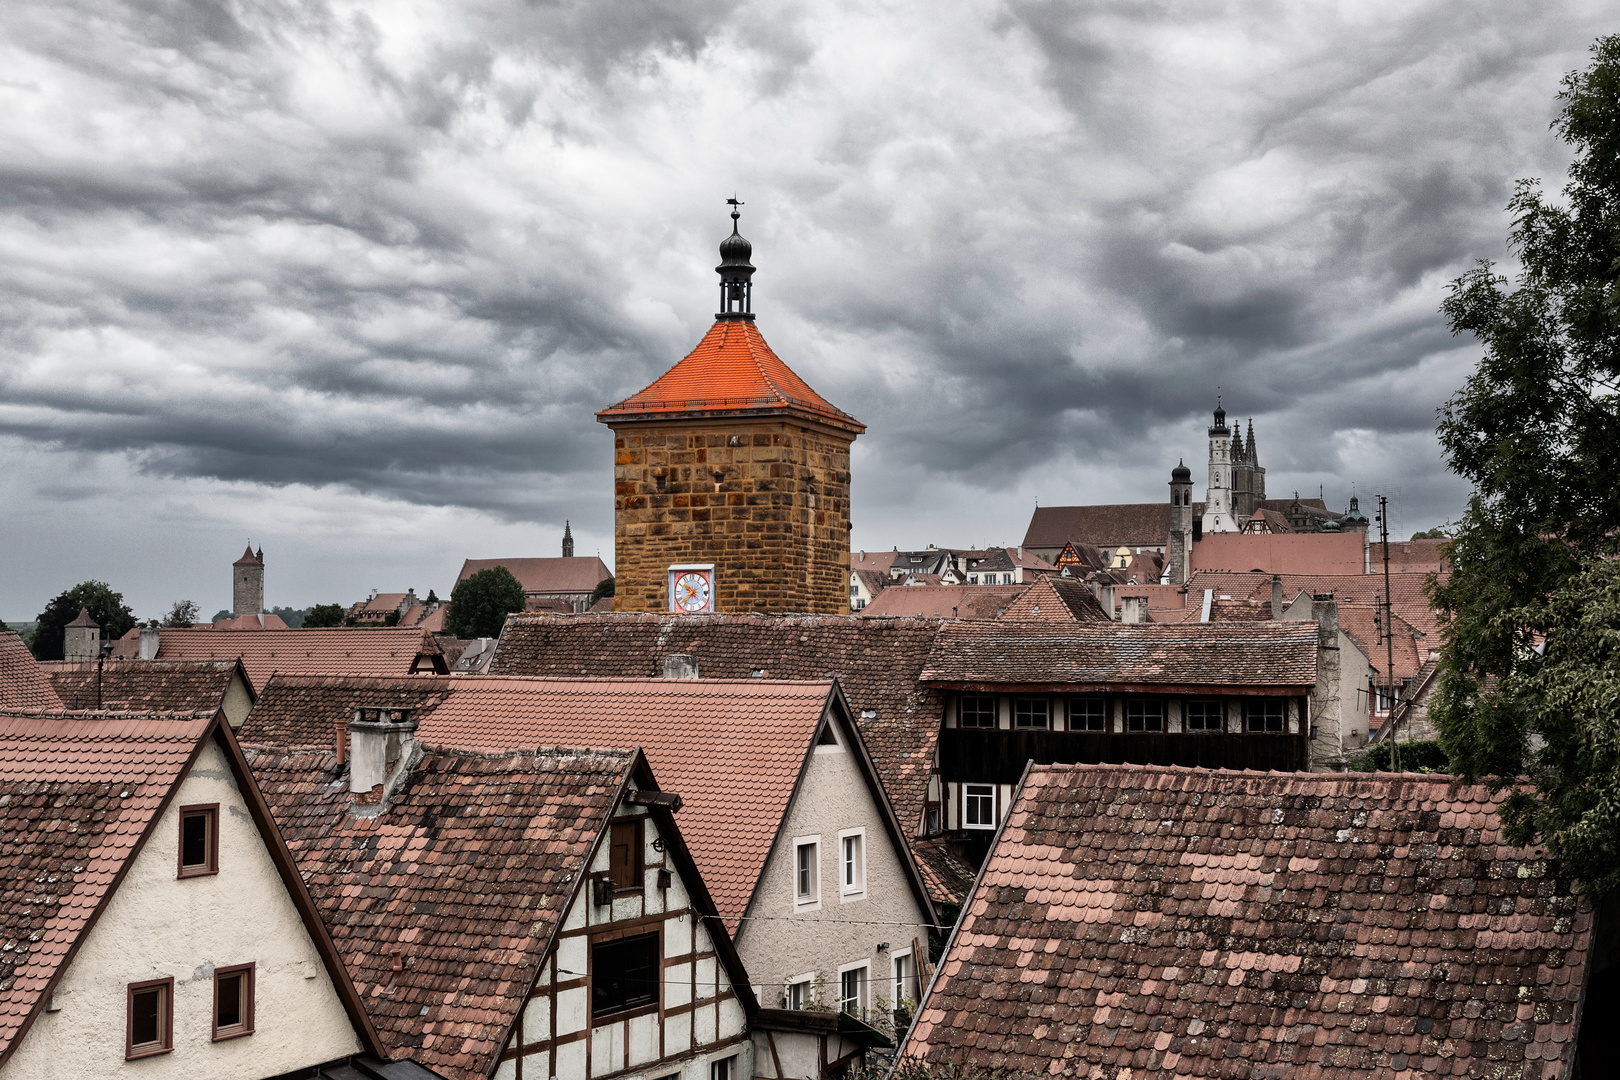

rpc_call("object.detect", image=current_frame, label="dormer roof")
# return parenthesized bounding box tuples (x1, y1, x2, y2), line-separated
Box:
(597, 319, 864, 435)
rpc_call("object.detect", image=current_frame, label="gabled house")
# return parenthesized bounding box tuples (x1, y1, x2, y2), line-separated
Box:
(238, 672, 939, 1047)
(245, 723, 755, 1080)
(848, 569, 887, 612)
(45, 658, 256, 727)
(902, 763, 1600, 1077)
(456, 557, 613, 614)
(0, 707, 383, 1077)
(995, 575, 1111, 623)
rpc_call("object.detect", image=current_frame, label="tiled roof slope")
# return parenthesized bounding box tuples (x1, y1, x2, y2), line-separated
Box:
(910, 837, 980, 908)
(110, 627, 447, 690)
(47, 659, 242, 712)
(1023, 504, 1179, 550)
(246, 746, 634, 1080)
(1184, 596, 1274, 623)
(858, 584, 1026, 619)
(1369, 538, 1451, 574)
(489, 613, 946, 833)
(0, 709, 214, 1061)
(597, 319, 864, 434)
(906, 764, 1593, 1079)
(0, 634, 62, 711)
(1232, 572, 1448, 640)
(998, 576, 1111, 622)
(241, 676, 453, 748)
(1191, 531, 1369, 576)
(921, 620, 1318, 688)
(1336, 608, 1427, 680)
(456, 556, 612, 595)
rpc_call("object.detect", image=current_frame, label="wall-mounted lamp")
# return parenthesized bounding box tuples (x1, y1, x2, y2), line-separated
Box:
(876, 942, 890, 952)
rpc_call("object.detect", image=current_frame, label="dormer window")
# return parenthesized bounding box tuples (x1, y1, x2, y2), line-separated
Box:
(178, 805, 218, 878)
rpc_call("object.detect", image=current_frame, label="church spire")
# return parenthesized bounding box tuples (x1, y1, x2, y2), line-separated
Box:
(562, 520, 574, 558)
(1246, 418, 1258, 464)
(716, 198, 755, 320)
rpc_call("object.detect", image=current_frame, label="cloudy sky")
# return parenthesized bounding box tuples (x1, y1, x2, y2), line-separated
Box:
(0, 0, 1609, 620)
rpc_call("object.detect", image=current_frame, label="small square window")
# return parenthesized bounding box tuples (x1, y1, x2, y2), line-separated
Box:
(1186, 699, 1224, 732)
(959, 696, 996, 729)
(794, 839, 819, 903)
(1014, 699, 1049, 730)
(1246, 700, 1286, 732)
(964, 784, 996, 829)
(213, 964, 255, 1041)
(127, 978, 173, 1059)
(1126, 700, 1164, 732)
(609, 819, 643, 890)
(178, 804, 218, 878)
(1067, 697, 1106, 732)
(590, 932, 660, 1022)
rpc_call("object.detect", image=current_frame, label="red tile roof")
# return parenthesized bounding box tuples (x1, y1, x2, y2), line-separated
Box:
(1369, 538, 1451, 574)
(997, 576, 1111, 623)
(65, 608, 99, 629)
(488, 613, 946, 834)
(920, 620, 1318, 690)
(597, 319, 864, 434)
(110, 627, 447, 692)
(209, 612, 290, 629)
(246, 745, 639, 1080)
(906, 764, 1593, 1078)
(858, 584, 1027, 619)
(1191, 530, 1369, 576)
(851, 550, 899, 574)
(456, 556, 612, 595)
(1230, 572, 1447, 640)
(0, 634, 62, 711)
(1335, 607, 1427, 680)
(243, 674, 844, 929)
(910, 837, 979, 907)
(46, 659, 246, 713)
(1023, 504, 1181, 550)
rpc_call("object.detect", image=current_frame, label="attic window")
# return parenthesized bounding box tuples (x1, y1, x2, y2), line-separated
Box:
(817, 723, 839, 746)
(127, 978, 173, 1059)
(609, 820, 644, 890)
(178, 805, 219, 878)
(591, 932, 660, 1021)
(212, 964, 255, 1041)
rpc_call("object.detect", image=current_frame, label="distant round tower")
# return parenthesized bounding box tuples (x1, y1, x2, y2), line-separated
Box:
(63, 608, 100, 662)
(232, 545, 264, 616)
(1201, 400, 1239, 534)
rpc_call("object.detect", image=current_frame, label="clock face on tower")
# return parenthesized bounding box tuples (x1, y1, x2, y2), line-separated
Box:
(667, 564, 716, 613)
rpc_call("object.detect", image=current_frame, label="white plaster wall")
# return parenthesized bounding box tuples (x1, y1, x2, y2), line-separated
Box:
(6, 739, 360, 1079)
(737, 727, 929, 1019)
(222, 674, 254, 728)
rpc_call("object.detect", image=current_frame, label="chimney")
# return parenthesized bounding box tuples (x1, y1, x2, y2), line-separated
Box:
(1270, 575, 1284, 619)
(1097, 585, 1116, 620)
(138, 627, 160, 660)
(1120, 596, 1147, 624)
(348, 706, 420, 816)
(662, 654, 699, 680)
(1311, 593, 1338, 645)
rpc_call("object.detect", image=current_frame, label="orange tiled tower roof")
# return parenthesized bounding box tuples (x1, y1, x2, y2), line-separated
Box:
(596, 318, 864, 434)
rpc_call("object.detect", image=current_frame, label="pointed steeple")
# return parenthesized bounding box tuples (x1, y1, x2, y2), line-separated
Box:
(1232, 425, 1245, 463)
(1246, 418, 1258, 464)
(716, 198, 755, 320)
(562, 520, 575, 559)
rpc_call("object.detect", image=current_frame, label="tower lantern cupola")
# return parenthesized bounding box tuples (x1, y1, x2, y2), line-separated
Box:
(716, 199, 755, 321)
(1210, 397, 1229, 436)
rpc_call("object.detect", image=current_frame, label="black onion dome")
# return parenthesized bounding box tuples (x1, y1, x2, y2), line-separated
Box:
(1171, 458, 1192, 483)
(717, 212, 754, 272)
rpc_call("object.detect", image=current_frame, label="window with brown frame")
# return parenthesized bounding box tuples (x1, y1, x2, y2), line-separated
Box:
(213, 963, 255, 1040)
(1066, 696, 1107, 732)
(959, 694, 996, 729)
(590, 931, 660, 1021)
(609, 819, 643, 890)
(127, 978, 173, 1059)
(178, 804, 218, 877)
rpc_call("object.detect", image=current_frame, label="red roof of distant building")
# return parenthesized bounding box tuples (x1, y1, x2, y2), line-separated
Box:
(457, 557, 612, 596)
(997, 576, 1111, 622)
(233, 545, 262, 566)
(47, 659, 248, 713)
(110, 627, 447, 691)
(597, 319, 864, 434)
(209, 612, 289, 630)
(905, 763, 1593, 1078)
(858, 584, 1027, 619)
(0, 635, 62, 711)
(64, 608, 98, 629)
(1191, 530, 1367, 575)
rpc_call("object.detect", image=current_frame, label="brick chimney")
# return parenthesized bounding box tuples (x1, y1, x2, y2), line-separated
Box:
(1097, 585, 1116, 620)
(348, 706, 420, 816)
(1270, 575, 1285, 619)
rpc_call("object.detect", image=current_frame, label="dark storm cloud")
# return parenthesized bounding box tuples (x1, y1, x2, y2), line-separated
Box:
(0, 0, 1611, 587)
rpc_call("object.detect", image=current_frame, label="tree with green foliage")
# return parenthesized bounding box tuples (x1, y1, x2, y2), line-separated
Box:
(1410, 527, 1450, 540)
(425, 589, 439, 605)
(588, 575, 616, 607)
(447, 566, 526, 640)
(31, 581, 137, 660)
(162, 600, 199, 628)
(302, 603, 347, 628)
(1431, 35, 1620, 898)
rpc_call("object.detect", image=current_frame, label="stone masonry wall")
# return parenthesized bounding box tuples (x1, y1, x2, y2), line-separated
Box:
(608, 416, 854, 615)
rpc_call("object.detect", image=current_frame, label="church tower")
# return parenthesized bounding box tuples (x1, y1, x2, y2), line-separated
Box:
(597, 203, 865, 615)
(562, 520, 575, 558)
(1167, 459, 1194, 585)
(232, 545, 264, 615)
(1201, 400, 1239, 534)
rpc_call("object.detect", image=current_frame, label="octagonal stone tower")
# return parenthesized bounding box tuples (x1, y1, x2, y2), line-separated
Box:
(597, 204, 865, 615)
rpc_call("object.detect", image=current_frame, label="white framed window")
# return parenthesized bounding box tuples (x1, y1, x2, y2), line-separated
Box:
(784, 973, 814, 1010)
(838, 828, 866, 898)
(892, 949, 917, 1007)
(837, 961, 869, 1015)
(964, 784, 996, 829)
(793, 837, 820, 907)
(710, 1055, 737, 1080)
